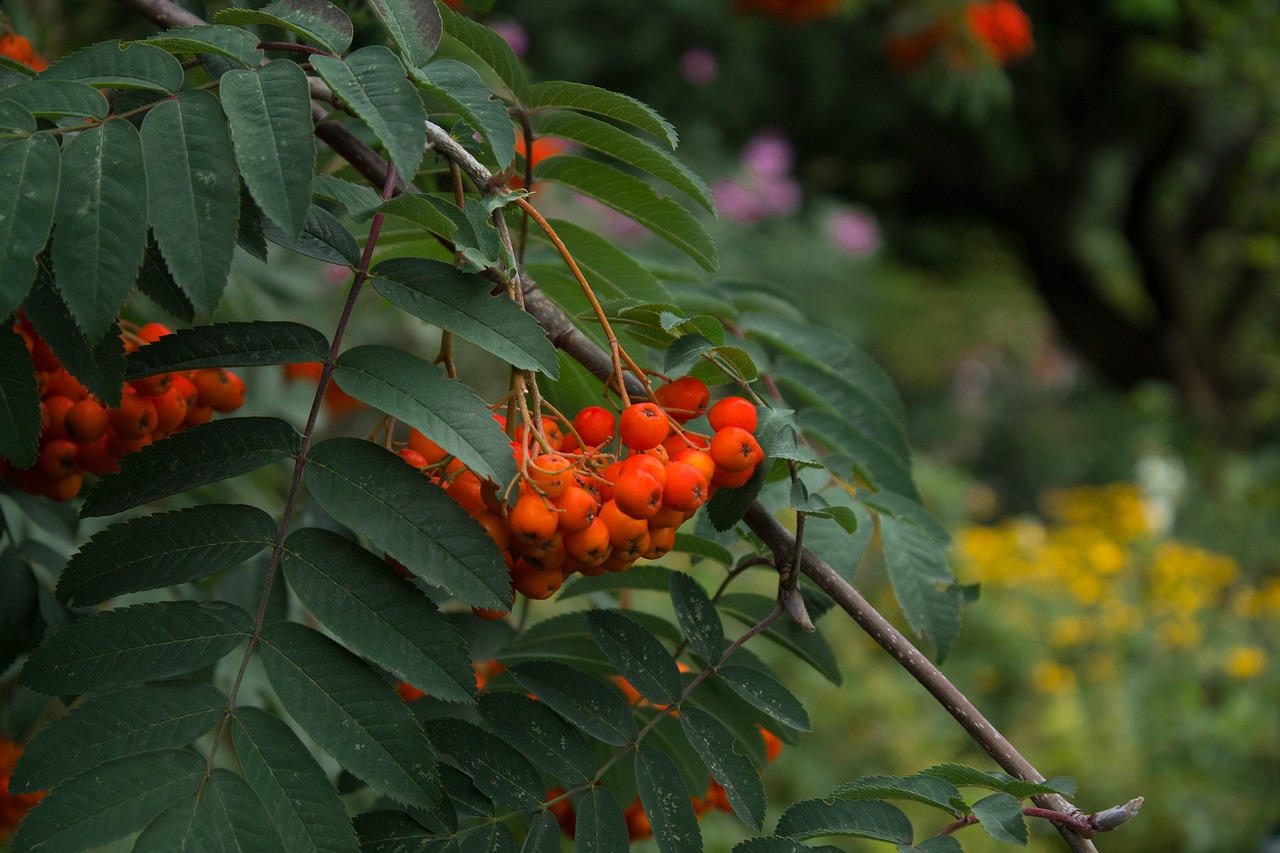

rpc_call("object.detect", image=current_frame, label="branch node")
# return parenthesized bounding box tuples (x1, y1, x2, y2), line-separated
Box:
(1089, 797, 1144, 832)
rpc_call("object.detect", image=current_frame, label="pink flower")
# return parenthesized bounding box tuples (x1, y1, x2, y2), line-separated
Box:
(742, 130, 794, 179)
(490, 20, 528, 59)
(679, 48, 719, 85)
(828, 208, 880, 254)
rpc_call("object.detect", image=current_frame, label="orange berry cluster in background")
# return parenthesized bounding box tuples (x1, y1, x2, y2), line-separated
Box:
(885, 0, 1032, 71)
(544, 725, 782, 840)
(281, 361, 366, 416)
(1, 318, 246, 501)
(732, 0, 841, 24)
(389, 376, 765, 614)
(0, 31, 47, 71)
(0, 740, 44, 841)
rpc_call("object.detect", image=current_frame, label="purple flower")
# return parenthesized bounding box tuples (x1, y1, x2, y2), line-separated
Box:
(679, 47, 719, 85)
(742, 130, 794, 179)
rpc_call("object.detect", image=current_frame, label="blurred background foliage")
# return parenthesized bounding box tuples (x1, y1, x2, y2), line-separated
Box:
(2, 0, 1278, 850)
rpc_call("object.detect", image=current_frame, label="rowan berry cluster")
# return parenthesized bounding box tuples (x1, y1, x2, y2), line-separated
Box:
(885, 0, 1033, 71)
(390, 376, 765, 613)
(0, 30, 47, 71)
(1, 319, 246, 501)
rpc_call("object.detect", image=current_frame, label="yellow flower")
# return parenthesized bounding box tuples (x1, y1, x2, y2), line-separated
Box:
(1224, 646, 1266, 679)
(1032, 661, 1076, 694)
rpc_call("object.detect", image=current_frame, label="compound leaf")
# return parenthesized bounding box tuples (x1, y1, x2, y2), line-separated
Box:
(312, 47, 426, 179)
(424, 717, 544, 810)
(125, 321, 329, 378)
(586, 609, 683, 706)
(635, 745, 702, 853)
(775, 799, 913, 844)
(508, 660, 638, 746)
(527, 81, 676, 148)
(679, 707, 764, 830)
(259, 621, 443, 812)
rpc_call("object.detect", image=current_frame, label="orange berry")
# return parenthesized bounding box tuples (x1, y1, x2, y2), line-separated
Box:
(29, 335, 58, 372)
(511, 557, 564, 600)
(396, 682, 428, 702)
(612, 469, 663, 520)
(406, 428, 449, 464)
(709, 427, 761, 473)
(564, 516, 611, 566)
(148, 386, 189, 434)
(191, 368, 244, 412)
(673, 449, 716, 483)
(618, 402, 668, 451)
(136, 322, 173, 343)
(183, 404, 213, 428)
(760, 726, 783, 763)
(624, 798, 653, 841)
(650, 504, 686, 528)
(706, 780, 732, 812)
(36, 439, 79, 480)
(662, 461, 709, 512)
(0, 34, 35, 65)
(44, 368, 88, 401)
(75, 434, 118, 475)
(552, 485, 597, 533)
(64, 398, 109, 444)
(528, 452, 573, 498)
(397, 447, 429, 469)
(712, 464, 756, 489)
(573, 406, 616, 446)
(40, 395, 75, 442)
(508, 493, 559, 543)
(653, 376, 710, 423)
(129, 372, 172, 397)
(643, 526, 676, 560)
(599, 499, 649, 549)
(41, 471, 84, 502)
(545, 789, 576, 837)
(108, 392, 158, 439)
(471, 509, 513, 552)
(619, 453, 667, 489)
(446, 470, 487, 514)
(708, 397, 758, 434)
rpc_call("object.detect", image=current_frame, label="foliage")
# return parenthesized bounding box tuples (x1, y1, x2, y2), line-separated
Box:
(0, 2, 1133, 852)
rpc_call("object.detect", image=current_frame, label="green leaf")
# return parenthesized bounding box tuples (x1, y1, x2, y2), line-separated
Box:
(913, 838, 964, 853)
(134, 767, 284, 851)
(313, 174, 383, 222)
(861, 490, 950, 544)
(459, 822, 516, 853)
(259, 620, 443, 812)
(334, 344, 516, 485)
(533, 112, 713, 212)
(635, 745, 702, 853)
(671, 533, 734, 567)
(221, 60, 316, 242)
(125, 321, 330, 379)
(520, 812, 560, 853)
(437, 4, 527, 100)
(716, 666, 809, 732)
(705, 463, 769, 532)
(717, 593, 841, 684)
(214, 0, 354, 55)
(586, 609, 683, 706)
(57, 504, 275, 606)
(41, 40, 183, 92)
(312, 47, 426, 179)
(439, 764, 491, 819)
(371, 257, 559, 375)
(971, 793, 1029, 845)
(0, 551, 39, 673)
(879, 516, 964, 664)
(796, 407, 917, 503)
(800, 490, 874, 582)
(232, 706, 361, 853)
(478, 691, 596, 784)
(679, 707, 764, 830)
(527, 81, 676, 148)
(355, 811, 452, 852)
(575, 786, 630, 853)
(425, 717, 544, 810)
(507, 660, 638, 746)
(669, 571, 725, 663)
(52, 120, 147, 343)
(0, 79, 108, 120)
(534, 156, 717, 272)
(283, 527, 476, 705)
(21, 269, 126, 405)
(9, 749, 207, 853)
(732, 839, 845, 853)
(0, 135, 59, 318)
(303, 437, 510, 611)
(411, 60, 515, 169)
(0, 56, 36, 82)
(0, 322, 40, 467)
(918, 764, 1075, 798)
(378, 192, 460, 238)
(142, 25, 265, 68)
(10, 681, 224, 793)
(20, 600, 251, 695)
(776, 799, 913, 844)
(532, 218, 670, 304)
(647, 716, 709, 798)
(369, 0, 443, 69)
(262, 203, 361, 266)
(833, 775, 964, 815)
(0, 99, 35, 133)
(137, 235, 196, 323)
(80, 416, 301, 518)
(142, 89, 240, 315)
